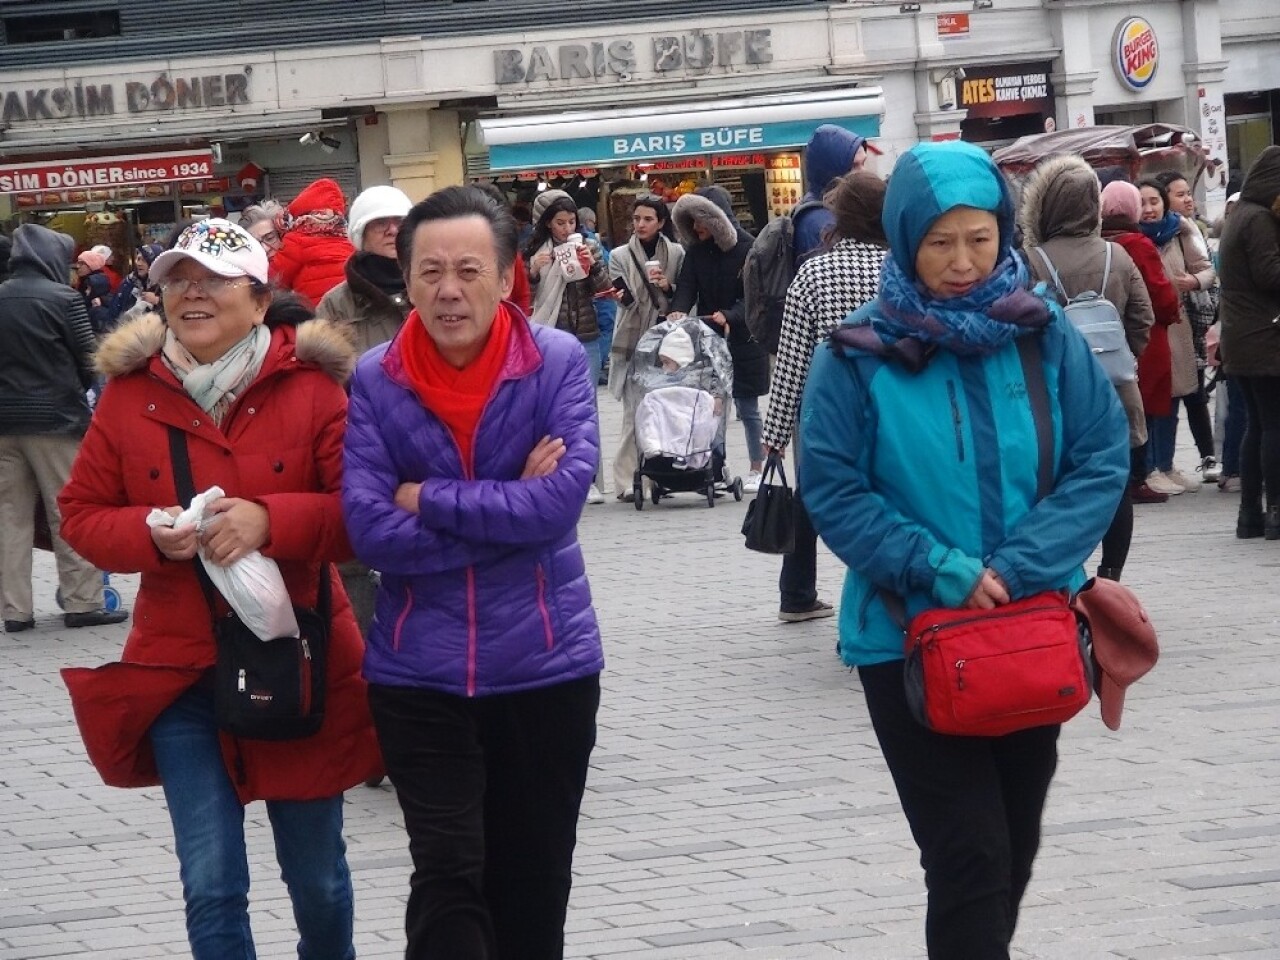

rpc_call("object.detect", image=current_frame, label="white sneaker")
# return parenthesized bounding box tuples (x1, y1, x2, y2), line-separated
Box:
(1146, 471, 1183, 496)
(1199, 456, 1222, 483)
(585, 485, 605, 505)
(743, 470, 762, 494)
(1164, 468, 1200, 492)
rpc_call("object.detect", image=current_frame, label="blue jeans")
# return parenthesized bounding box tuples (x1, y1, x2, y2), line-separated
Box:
(149, 688, 355, 960)
(1145, 413, 1177, 473)
(736, 395, 764, 467)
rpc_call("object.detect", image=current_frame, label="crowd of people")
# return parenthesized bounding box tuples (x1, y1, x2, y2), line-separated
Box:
(0, 123, 1274, 960)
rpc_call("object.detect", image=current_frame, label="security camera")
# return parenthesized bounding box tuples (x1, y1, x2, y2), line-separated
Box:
(953, 67, 966, 81)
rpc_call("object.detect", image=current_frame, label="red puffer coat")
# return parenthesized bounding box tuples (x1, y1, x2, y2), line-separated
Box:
(274, 178, 356, 307)
(58, 313, 382, 803)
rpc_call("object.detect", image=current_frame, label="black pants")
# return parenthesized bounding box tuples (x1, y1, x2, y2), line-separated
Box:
(1178, 369, 1215, 460)
(858, 661, 1060, 960)
(779, 490, 818, 611)
(1099, 473, 1133, 576)
(1238, 375, 1280, 514)
(368, 674, 600, 960)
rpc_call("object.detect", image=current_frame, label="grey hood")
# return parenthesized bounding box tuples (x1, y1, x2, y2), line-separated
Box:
(10, 224, 74, 284)
(1017, 154, 1102, 248)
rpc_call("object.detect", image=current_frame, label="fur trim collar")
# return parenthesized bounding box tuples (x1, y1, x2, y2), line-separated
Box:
(672, 194, 738, 251)
(1017, 154, 1100, 249)
(94, 312, 356, 383)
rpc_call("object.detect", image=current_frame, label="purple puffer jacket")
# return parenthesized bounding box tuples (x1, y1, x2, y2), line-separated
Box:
(343, 310, 604, 697)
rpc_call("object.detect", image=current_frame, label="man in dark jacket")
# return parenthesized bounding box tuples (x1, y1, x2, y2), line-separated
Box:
(670, 185, 769, 491)
(794, 124, 868, 264)
(0, 224, 127, 632)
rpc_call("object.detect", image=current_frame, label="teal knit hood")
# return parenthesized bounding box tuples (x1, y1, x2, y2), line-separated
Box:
(882, 141, 1016, 284)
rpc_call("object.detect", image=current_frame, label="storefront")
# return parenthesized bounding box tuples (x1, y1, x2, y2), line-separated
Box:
(476, 86, 883, 239)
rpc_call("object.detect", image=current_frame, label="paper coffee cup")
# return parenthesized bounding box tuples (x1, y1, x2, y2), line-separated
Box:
(645, 259, 661, 279)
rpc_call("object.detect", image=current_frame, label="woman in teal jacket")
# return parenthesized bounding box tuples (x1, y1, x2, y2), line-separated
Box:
(799, 141, 1128, 959)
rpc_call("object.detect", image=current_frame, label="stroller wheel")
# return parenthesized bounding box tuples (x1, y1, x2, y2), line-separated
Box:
(103, 586, 123, 613)
(733, 478, 744, 501)
(706, 484, 717, 508)
(634, 481, 645, 510)
(55, 587, 65, 611)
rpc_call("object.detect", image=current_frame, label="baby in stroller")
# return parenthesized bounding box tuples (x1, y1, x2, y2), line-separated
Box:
(625, 317, 743, 508)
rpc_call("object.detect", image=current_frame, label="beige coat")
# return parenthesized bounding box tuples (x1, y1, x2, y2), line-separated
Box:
(1157, 218, 1215, 398)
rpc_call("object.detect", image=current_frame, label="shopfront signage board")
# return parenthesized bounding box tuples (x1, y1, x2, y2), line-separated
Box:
(960, 63, 1053, 119)
(937, 14, 970, 39)
(0, 150, 217, 194)
(1113, 17, 1158, 91)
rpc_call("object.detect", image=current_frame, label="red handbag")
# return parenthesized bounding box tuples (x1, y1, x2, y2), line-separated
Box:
(902, 591, 1093, 737)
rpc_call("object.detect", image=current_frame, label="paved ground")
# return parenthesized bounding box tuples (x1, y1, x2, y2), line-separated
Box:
(2, 388, 1279, 960)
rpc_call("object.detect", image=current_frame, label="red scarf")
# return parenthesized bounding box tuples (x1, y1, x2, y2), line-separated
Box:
(399, 304, 513, 474)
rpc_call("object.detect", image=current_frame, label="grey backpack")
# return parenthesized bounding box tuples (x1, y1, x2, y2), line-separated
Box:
(1033, 244, 1136, 385)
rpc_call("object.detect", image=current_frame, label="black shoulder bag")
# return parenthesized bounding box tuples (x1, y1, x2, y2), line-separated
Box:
(168, 426, 330, 741)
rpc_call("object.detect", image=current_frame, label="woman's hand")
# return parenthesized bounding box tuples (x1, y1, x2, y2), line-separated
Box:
(530, 251, 553, 275)
(151, 506, 199, 561)
(201, 498, 270, 566)
(140, 291, 160, 306)
(710, 311, 729, 330)
(667, 311, 687, 321)
(962, 569, 1010, 610)
(576, 247, 594, 272)
(395, 483, 423, 515)
(522, 435, 566, 479)
(1173, 273, 1199, 293)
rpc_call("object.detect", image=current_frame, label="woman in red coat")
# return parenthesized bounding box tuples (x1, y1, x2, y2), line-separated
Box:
(1101, 180, 1182, 503)
(58, 219, 380, 960)
(274, 178, 357, 307)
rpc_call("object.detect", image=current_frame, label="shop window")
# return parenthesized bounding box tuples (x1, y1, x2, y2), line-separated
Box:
(1095, 106, 1156, 127)
(3, 10, 120, 44)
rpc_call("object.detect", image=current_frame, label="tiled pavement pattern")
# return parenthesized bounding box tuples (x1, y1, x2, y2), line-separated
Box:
(2, 385, 1278, 960)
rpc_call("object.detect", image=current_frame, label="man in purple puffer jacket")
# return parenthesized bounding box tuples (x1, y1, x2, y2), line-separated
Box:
(342, 185, 603, 960)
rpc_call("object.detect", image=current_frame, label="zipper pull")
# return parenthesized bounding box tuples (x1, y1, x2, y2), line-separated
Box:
(237, 668, 246, 693)
(955, 660, 966, 690)
(301, 637, 311, 660)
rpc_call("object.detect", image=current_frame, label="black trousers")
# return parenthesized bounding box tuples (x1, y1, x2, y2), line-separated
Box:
(779, 489, 819, 611)
(368, 674, 600, 960)
(1238, 375, 1280, 514)
(858, 661, 1060, 960)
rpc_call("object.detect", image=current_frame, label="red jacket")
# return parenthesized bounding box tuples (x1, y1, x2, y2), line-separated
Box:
(275, 178, 356, 307)
(1107, 229, 1181, 418)
(58, 314, 381, 802)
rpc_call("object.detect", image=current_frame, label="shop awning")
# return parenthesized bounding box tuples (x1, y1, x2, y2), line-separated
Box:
(479, 87, 883, 172)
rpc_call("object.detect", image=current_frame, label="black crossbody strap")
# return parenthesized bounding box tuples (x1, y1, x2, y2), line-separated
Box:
(628, 247, 666, 309)
(166, 425, 331, 623)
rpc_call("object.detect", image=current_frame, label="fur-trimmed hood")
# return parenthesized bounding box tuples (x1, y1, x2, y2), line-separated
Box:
(94, 312, 356, 383)
(1017, 154, 1101, 248)
(672, 193, 739, 251)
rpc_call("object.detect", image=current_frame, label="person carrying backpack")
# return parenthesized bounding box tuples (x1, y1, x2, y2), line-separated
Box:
(1019, 155, 1153, 581)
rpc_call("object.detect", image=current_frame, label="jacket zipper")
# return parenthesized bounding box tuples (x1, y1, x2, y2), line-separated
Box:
(466, 567, 478, 697)
(946, 380, 965, 462)
(535, 563, 555, 651)
(392, 584, 413, 652)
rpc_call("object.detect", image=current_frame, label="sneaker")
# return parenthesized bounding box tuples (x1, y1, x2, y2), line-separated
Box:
(1145, 471, 1183, 496)
(778, 599, 835, 622)
(1165, 468, 1200, 492)
(743, 470, 762, 494)
(585, 485, 605, 505)
(1130, 482, 1169, 504)
(1199, 456, 1222, 483)
(1219, 475, 1241, 493)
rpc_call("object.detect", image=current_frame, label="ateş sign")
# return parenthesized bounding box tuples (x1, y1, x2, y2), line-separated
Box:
(1114, 17, 1158, 91)
(0, 150, 217, 194)
(960, 63, 1053, 119)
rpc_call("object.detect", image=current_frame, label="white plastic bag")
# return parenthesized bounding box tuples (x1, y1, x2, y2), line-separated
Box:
(146, 486, 299, 641)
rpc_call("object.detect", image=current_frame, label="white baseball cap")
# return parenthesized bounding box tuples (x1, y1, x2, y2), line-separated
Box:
(150, 218, 271, 286)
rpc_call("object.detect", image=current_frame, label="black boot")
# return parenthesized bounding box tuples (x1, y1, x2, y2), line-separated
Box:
(1096, 567, 1122, 581)
(1266, 505, 1280, 541)
(1238, 504, 1265, 539)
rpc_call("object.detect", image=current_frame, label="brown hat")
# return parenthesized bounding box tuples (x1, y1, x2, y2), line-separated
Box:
(1071, 578, 1158, 731)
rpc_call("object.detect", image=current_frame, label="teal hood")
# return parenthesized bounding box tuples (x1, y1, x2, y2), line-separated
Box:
(882, 141, 1016, 284)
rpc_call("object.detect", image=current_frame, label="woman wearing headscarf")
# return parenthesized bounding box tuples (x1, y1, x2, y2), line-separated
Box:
(800, 141, 1127, 959)
(1100, 180, 1184, 505)
(1138, 178, 1217, 493)
(275, 178, 357, 307)
(58, 219, 381, 960)
(342, 186, 602, 959)
(670, 185, 770, 491)
(1019, 155, 1153, 581)
(763, 171, 887, 621)
(75, 249, 115, 334)
(607, 193, 684, 500)
(108, 243, 165, 326)
(524, 189, 613, 504)
(1217, 146, 1280, 538)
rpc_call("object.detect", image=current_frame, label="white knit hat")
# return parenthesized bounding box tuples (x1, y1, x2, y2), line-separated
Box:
(348, 185, 413, 251)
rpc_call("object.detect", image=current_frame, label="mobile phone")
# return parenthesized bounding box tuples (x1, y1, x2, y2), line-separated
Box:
(612, 276, 635, 306)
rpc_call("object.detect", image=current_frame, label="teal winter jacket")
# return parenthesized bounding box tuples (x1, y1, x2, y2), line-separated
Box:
(798, 311, 1128, 667)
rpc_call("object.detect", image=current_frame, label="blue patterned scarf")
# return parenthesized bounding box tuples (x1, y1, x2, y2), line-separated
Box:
(848, 252, 1052, 359)
(1140, 212, 1181, 248)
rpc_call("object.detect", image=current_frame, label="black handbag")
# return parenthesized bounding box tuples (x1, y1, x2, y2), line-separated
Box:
(168, 427, 330, 741)
(741, 453, 796, 554)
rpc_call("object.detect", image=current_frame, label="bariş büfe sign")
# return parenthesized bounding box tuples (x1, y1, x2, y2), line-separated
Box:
(0, 149, 215, 194)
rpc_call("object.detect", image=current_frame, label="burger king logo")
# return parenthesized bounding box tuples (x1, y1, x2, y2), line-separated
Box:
(1114, 17, 1158, 91)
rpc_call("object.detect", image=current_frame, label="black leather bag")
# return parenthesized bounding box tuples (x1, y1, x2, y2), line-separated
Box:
(168, 426, 330, 741)
(741, 453, 796, 554)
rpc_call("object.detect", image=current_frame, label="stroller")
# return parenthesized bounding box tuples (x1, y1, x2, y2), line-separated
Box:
(624, 317, 744, 509)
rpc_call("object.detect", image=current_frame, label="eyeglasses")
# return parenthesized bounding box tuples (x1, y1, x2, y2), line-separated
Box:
(160, 276, 251, 297)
